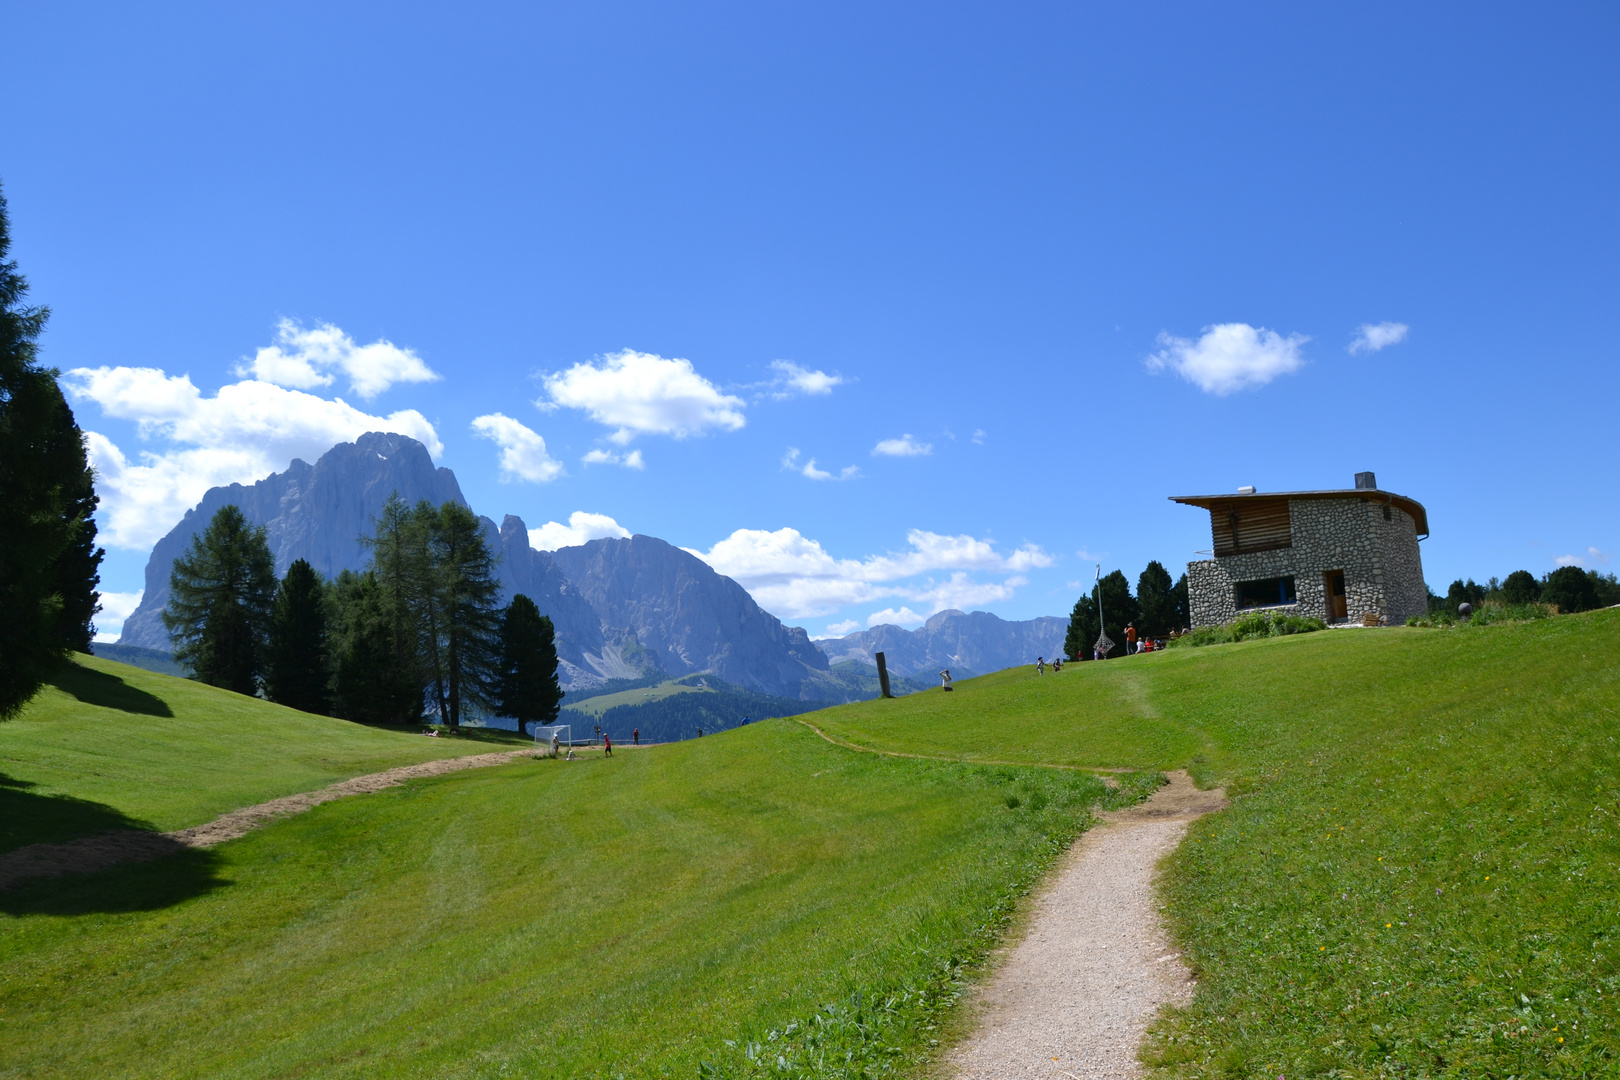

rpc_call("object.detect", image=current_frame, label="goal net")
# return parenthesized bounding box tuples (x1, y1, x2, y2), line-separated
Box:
(533, 725, 572, 757)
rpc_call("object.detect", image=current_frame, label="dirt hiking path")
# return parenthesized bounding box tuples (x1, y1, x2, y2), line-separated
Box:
(946, 771, 1226, 1080)
(0, 749, 536, 890)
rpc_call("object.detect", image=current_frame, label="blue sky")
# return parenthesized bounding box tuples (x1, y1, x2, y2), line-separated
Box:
(5, 2, 1616, 640)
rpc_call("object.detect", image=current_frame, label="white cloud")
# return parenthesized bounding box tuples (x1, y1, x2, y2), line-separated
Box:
(687, 526, 1052, 620)
(470, 414, 564, 483)
(541, 349, 746, 444)
(768, 360, 844, 398)
(867, 607, 926, 628)
(65, 367, 442, 549)
(1349, 322, 1409, 355)
(817, 619, 861, 638)
(872, 434, 933, 457)
(1146, 323, 1309, 395)
(782, 447, 858, 481)
(92, 589, 144, 642)
(582, 448, 646, 469)
(528, 511, 633, 551)
(971, 429, 986, 444)
(1555, 547, 1612, 568)
(236, 318, 440, 399)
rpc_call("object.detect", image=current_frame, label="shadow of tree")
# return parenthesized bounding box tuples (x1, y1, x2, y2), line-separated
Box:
(0, 774, 229, 914)
(0, 844, 227, 916)
(48, 662, 174, 717)
(0, 773, 157, 854)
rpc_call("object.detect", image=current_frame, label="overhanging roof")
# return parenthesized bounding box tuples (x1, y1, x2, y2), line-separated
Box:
(1169, 489, 1429, 538)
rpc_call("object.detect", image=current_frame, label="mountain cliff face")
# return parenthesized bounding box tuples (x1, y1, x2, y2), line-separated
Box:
(818, 608, 1067, 678)
(118, 432, 464, 649)
(119, 434, 830, 700)
(547, 536, 830, 698)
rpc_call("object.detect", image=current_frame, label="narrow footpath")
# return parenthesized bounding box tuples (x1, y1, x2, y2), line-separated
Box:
(946, 771, 1226, 1080)
(0, 748, 537, 890)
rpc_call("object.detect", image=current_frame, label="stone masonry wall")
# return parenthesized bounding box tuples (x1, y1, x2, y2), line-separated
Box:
(1185, 497, 1427, 627)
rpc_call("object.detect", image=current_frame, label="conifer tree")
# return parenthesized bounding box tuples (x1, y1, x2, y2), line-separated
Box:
(163, 505, 276, 695)
(427, 502, 502, 729)
(265, 559, 332, 715)
(0, 181, 102, 717)
(1136, 561, 1177, 638)
(330, 569, 424, 725)
(495, 594, 563, 736)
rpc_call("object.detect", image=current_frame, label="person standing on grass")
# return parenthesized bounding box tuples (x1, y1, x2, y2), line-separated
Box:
(1125, 623, 1138, 655)
(940, 668, 953, 691)
(604, 733, 612, 757)
(1036, 656, 1046, 675)
(633, 727, 639, 746)
(551, 731, 560, 758)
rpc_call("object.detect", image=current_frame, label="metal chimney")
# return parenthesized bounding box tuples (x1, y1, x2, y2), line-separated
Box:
(1354, 471, 1377, 490)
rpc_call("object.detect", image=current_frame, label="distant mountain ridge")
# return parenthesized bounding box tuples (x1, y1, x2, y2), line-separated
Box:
(119, 433, 830, 700)
(818, 608, 1067, 678)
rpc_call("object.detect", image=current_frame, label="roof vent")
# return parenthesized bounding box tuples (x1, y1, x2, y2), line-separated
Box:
(1237, 485, 1256, 495)
(1355, 471, 1377, 490)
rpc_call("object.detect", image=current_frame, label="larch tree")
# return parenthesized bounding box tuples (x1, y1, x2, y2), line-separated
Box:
(163, 505, 277, 696)
(1135, 561, 1178, 638)
(495, 593, 563, 736)
(265, 558, 332, 715)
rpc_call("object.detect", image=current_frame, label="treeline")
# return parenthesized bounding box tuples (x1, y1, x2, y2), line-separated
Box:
(164, 496, 564, 732)
(0, 182, 103, 719)
(1063, 561, 1189, 661)
(1431, 567, 1620, 616)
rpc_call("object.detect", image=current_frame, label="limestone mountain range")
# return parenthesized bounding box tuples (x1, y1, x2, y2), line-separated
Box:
(117, 433, 1061, 700)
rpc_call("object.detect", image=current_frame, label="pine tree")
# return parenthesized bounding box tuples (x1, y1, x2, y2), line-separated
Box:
(1136, 561, 1177, 638)
(1063, 570, 1138, 659)
(1063, 593, 1098, 661)
(1172, 572, 1190, 631)
(495, 594, 564, 736)
(1542, 566, 1599, 614)
(163, 505, 276, 695)
(0, 180, 101, 717)
(330, 569, 425, 725)
(426, 502, 502, 729)
(265, 559, 332, 715)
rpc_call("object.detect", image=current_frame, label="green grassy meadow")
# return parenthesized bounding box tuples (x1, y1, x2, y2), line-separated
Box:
(560, 678, 711, 718)
(4, 611, 1617, 1078)
(0, 658, 1133, 1079)
(0, 654, 523, 852)
(817, 610, 1620, 1076)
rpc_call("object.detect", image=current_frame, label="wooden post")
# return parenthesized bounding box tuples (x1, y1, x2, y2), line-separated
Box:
(875, 651, 892, 699)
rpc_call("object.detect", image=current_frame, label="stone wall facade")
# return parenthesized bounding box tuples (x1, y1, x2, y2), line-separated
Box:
(1186, 497, 1427, 627)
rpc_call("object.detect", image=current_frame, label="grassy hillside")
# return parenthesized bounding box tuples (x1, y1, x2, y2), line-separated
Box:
(0, 722, 1139, 1079)
(1, 654, 522, 852)
(561, 676, 715, 717)
(820, 610, 1620, 1076)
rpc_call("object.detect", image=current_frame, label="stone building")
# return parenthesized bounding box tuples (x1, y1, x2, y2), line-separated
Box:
(1172, 472, 1429, 628)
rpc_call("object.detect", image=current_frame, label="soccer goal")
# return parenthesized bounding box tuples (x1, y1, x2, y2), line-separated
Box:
(533, 724, 572, 757)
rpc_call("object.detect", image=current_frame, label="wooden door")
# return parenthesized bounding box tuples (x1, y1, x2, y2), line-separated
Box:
(1325, 571, 1348, 621)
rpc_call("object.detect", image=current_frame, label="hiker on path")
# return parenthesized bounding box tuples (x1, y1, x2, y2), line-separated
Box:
(1036, 656, 1046, 675)
(1125, 623, 1138, 655)
(604, 733, 613, 757)
(940, 668, 953, 691)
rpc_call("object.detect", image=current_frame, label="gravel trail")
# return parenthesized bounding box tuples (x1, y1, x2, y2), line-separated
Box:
(946, 771, 1226, 1080)
(0, 748, 537, 890)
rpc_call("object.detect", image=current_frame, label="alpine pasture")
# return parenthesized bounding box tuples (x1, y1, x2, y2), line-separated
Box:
(3, 610, 1617, 1078)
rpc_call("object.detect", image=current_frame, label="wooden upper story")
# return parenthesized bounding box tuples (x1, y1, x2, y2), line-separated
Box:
(1169, 484, 1429, 558)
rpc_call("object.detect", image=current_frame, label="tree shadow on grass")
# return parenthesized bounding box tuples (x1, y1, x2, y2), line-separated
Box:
(0, 774, 229, 914)
(0, 773, 158, 853)
(0, 844, 227, 916)
(48, 661, 173, 717)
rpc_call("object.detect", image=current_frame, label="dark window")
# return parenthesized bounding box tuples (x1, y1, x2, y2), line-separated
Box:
(1235, 575, 1297, 609)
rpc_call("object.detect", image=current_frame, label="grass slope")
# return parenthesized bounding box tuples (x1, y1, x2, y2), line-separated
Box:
(561, 678, 711, 718)
(821, 611, 1620, 1076)
(1, 654, 522, 852)
(0, 722, 1139, 1079)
